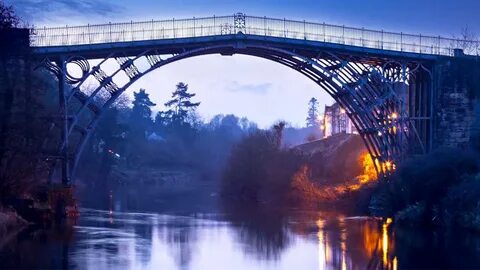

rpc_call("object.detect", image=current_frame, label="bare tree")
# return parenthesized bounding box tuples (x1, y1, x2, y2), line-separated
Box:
(452, 25, 480, 55)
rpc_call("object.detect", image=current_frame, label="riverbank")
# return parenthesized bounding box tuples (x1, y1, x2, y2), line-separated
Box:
(370, 147, 480, 230)
(77, 166, 221, 214)
(0, 208, 28, 236)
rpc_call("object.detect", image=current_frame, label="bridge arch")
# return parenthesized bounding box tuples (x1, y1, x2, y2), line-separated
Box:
(40, 40, 423, 182)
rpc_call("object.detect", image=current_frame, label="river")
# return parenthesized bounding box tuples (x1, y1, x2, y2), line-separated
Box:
(1, 180, 480, 270)
(1, 207, 480, 269)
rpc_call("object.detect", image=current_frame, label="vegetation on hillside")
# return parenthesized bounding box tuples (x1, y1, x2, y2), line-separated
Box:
(370, 147, 480, 230)
(221, 122, 306, 207)
(0, 2, 58, 204)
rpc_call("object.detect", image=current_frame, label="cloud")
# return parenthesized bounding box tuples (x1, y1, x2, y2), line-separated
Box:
(226, 81, 272, 94)
(9, 0, 120, 24)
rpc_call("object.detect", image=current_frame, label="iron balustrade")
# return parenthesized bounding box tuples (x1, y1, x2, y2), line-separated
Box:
(30, 14, 480, 56)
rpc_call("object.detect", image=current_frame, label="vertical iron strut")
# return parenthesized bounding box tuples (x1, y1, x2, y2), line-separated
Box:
(57, 56, 70, 185)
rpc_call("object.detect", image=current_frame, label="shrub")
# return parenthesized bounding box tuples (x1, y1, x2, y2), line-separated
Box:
(370, 147, 480, 228)
(221, 128, 305, 207)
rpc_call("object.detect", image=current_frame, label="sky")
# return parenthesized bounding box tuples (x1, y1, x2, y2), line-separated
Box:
(7, 0, 480, 127)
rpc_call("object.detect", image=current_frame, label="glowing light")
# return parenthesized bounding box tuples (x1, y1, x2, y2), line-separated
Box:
(393, 256, 398, 270)
(391, 112, 398, 119)
(377, 131, 383, 136)
(340, 222, 347, 270)
(358, 152, 377, 183)
(382, 220, 389, 266)
(316, 219, 326, 269)
(340, 108, 346, 114)
(383, 161, 395, 172)
(385, 161, 392, 170)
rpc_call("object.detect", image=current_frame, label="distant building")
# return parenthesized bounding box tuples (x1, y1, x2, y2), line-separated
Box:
(147, 132, 166, 142)
(322, 102, 356, 138)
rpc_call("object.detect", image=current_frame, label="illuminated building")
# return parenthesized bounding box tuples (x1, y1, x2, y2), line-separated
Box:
(322, 102, 357, 138)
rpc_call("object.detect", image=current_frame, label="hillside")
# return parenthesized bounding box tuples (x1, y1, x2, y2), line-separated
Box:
(294, 133, 369, 184)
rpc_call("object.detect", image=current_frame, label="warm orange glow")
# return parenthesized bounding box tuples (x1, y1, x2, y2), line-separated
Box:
(391, 112, 398, 119)
(385, 218, 393, 225)
(382, 160, 396, 172)
(385, 161, 392, 170)
(363, 222, 381, 255)
(382, 221, 389, 266)
(358, 152, 378, 183)
(381, 218, 394, 267)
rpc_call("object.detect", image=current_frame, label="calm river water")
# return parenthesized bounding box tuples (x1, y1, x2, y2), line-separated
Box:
(1, 207, 480, 269)
(1, 179, 480, 270)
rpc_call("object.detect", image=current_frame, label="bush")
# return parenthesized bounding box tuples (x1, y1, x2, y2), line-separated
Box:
(441, 174, 480, 229)
(221, 128, 305, 207)
(370, 147, 480, 228)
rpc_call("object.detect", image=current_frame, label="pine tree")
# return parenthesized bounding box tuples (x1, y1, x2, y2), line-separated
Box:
(163, 82, 200, 126)
(130, 89, 156, 139)
(306, 97, 319, 127)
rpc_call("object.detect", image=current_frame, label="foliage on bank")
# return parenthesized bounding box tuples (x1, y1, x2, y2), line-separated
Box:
(370, 148, 480, 230)
(221, 122, 306, 207)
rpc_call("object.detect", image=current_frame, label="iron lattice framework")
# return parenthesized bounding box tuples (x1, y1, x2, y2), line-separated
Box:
(39, 39, 428, 183)
(30, 13, 449, 183)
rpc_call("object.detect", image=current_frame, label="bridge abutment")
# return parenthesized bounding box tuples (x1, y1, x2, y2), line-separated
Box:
(432, 56, 480, 149)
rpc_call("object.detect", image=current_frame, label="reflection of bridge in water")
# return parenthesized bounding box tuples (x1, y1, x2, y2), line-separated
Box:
(28, 13, 480, 183)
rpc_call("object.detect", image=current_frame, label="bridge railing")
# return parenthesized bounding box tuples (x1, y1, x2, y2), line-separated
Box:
(31, 14, 480, 56)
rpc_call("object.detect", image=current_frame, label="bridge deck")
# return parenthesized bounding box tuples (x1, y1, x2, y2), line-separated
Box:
(30, 14, 479, 59)
(31, 34, 443, 63)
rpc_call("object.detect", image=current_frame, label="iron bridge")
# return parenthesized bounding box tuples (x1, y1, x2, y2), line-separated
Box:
(28, 13, 478, 184)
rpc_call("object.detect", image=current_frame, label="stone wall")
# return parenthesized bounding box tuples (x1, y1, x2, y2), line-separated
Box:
(434, 57, 480, 149)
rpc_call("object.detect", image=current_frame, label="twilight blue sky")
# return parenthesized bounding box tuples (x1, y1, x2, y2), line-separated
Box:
(8, 0, 480, 127)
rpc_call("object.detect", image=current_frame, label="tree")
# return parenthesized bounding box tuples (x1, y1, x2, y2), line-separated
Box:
(306, 97, 320, 127)
(129, 89, 156, 139)
(452, 25, 480, 55)
(0, 2, 20, 29)
(162, 82, 200, 126)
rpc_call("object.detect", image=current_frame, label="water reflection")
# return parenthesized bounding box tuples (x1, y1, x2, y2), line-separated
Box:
(314, 216, 398, 270)
(225, 208, 292, 261)
(1, 209, 480, 269)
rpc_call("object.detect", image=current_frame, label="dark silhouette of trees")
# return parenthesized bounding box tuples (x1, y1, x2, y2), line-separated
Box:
(162, 82, 200, 127)
(0, 2, 20, 29)
(370, 148, 480, 229)
(154, 82, 200, 145)
(130, 89, 156, 140)
(221, 123, 305, 206)
(306, 97, 319, 127)
(0, 3, 53, 201)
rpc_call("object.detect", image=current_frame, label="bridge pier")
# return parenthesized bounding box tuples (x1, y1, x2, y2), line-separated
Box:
(431, 56, 480, 149)
(408, 66, 434, 153)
